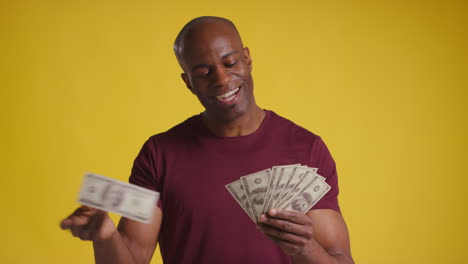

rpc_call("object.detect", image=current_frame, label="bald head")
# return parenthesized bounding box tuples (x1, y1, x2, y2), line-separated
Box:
(174, 16, 244, 71)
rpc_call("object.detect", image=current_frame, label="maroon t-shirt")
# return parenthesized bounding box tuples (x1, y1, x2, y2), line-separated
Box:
(129, 110, 340, 264)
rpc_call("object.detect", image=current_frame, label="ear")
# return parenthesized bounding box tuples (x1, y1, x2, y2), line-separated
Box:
(243, 47, 252, 71)
(181, 73, 195, 95)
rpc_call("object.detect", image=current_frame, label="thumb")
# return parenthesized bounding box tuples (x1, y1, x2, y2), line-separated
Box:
(60, 218, 73, 229)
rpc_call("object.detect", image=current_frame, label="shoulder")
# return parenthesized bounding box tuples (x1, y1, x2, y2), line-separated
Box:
(267, 110, 321, 145)
(157, 114, 201, 137)
(143, 114, 201, 149)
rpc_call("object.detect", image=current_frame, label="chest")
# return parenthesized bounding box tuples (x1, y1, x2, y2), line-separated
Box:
(159, 140, 307, 219)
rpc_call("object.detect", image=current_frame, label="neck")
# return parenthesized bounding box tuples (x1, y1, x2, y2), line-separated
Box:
(201, 106, 265, 137)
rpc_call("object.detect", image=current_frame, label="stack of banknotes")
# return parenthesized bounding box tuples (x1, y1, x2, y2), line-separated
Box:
(78, 173, 160, 223)
(225, 165, 330, 222)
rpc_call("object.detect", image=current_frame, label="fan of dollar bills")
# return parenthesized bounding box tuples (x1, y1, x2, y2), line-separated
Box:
(225, 164, 330, 222)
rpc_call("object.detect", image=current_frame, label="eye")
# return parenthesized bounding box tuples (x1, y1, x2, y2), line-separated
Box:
(225, 60, 238, 68)
(193, 68, 210, 78)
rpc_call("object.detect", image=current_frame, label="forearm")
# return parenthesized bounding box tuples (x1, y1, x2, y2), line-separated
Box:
(292, 238, 354, 264)
(93, 231, 137, 264)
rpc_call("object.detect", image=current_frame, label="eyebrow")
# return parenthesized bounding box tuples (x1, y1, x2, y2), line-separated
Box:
(190, 50, 240, 72)
(222, 50, 239, 59)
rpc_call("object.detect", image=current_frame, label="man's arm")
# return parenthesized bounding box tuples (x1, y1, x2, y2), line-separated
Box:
(257, 209, 354, 264)
(61, 205, 162, 264)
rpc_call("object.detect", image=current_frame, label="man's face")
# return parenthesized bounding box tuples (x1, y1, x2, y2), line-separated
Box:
(180, 23, 254, 122)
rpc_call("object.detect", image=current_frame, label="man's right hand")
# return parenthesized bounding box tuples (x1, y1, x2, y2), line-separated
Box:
(60, 205, 162, 264)
(60, 206, 117, 242)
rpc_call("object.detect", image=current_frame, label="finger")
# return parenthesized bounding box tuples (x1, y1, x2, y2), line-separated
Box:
(61, 207, 90, 227)
(60, 219, 73, 229)
(258, 214, 313, 238)
(71, 225, 82, 237)
(262, 232, 302, 256)
(258, 223, 308, 245)
(78, 224, 92, 241)
(85, 212, 107, 241)
(77, 211, 107, 241)
(68, 213, 93, 237)
(267, 209, 312, 225)
(75, 206, 100, 216)
(61, 206, 101, 229)
(257, 226, 292, 245)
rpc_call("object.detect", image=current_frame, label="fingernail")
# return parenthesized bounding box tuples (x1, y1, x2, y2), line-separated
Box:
(260, 214, 267, 222)
(60, 220, 69, 229)
(269, 209, 277, 215)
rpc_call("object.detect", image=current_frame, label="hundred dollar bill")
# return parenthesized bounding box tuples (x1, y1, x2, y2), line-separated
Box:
(273, 166, 309, 209)
(275, 167, 322, 208)
(240, 169, 271, 222)
(281, 175, 331, 213)
(276, 168, 322, 209)
(275, 165, 325, 207)
(225, 179, 256, 222)
(78, 172, 159, 223)
(263, 165, 300, 213)
(226, 165, 331, 222)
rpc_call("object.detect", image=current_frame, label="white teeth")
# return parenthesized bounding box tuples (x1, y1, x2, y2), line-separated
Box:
(216, 87, 239, 100)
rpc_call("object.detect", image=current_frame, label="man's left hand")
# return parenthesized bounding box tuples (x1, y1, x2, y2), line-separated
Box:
(257, 209, 316, 256)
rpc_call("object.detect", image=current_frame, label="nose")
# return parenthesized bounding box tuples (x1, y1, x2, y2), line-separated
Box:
(211, 65, 230, 88)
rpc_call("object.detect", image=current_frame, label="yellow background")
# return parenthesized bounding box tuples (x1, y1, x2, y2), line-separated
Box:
(1, 0, 466, 263)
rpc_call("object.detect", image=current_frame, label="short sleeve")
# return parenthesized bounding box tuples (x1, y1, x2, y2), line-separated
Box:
(308, 137, 341, 213)
(129, 137, 163, 208)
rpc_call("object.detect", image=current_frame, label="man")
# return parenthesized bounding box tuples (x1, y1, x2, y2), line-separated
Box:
(61, 16, 354, 264)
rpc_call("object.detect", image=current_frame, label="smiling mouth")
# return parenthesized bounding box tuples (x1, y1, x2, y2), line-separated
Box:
(216, 87, 240, 102)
